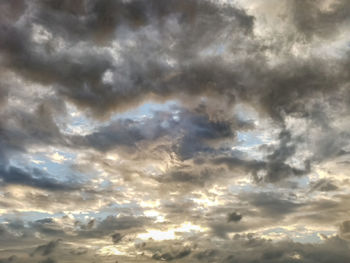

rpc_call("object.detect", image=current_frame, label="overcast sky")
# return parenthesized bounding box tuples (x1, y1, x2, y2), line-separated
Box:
(1, 0, 350, 262)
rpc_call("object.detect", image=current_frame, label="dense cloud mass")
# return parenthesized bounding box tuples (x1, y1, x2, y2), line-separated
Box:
(1, 0, 350, 262)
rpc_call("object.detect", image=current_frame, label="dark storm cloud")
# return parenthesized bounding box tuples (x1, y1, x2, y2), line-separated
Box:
(0, 0, 255, 118)
(0, 0, 349, 142)
(34, 0, 253, 44)
(0, 0, 348, 184)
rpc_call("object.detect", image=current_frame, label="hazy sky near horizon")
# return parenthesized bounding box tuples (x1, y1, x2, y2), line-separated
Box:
(1, 0, 350, 262)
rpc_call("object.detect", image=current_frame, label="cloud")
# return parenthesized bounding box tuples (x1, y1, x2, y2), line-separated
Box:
(111, 232, 123, 244)
(0, 0, 255, 118)
(1, 0, 350, 262)
(289, 0, 350, 39)
(0, 166, 78, 191)
(309, 179, 338, 192)
(339, 220, 350, 240)
(38, 258, 56, 263)
(241, 192, 302, 218)
(31, 240, 61, 257)
(152, 248, 191, 261)
(227, 212, 243, 222)
(72, 104, 250, 159)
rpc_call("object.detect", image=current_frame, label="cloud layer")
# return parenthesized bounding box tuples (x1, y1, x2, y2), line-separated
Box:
(1, 0, 350, 262)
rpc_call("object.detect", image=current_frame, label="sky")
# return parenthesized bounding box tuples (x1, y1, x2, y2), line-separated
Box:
(0, 0, 350, 262)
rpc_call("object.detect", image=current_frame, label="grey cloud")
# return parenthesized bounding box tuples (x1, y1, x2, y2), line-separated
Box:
(0, 0, 255, 118)
(0, 214, 149, 255)
(339, 220, 350, 240)
(191, 235, 350, 263)
(290, 0, 350, 40)
(210, 223, 248, 239)
(29, 219, 66, 237)
(0, 256, 18, 263)
(213, 129, 311, 183)
(38, 258, 56, 263)
(77, 215, 149, 239)
(212, 155, 309, 183)
(0, 0, 348, 186)
(194, 249, 218, 261)
(227, 212, 242, 222)
(111, 232, 123, 244)
(135, 239, 194, 262)
(159, 198, 198, 223)
(73, 105, 250, 160)
(0, 100, 67, 167)
(157, 168, 217, 189)
(135, 234, 350, 263)
(31, 240, 60, 257)
(97, 215, 147, 232)
(240, 192, 302, 219)
(295, 194, 350, 226)
(309, 179, 338, 192)
(70, 247, 88, 256)
(0, 0, 349, 150)
(152, 248, 191, 261)
(262, 129, 310, 182)
(0, 166, 78, 191)
(1, 0, 350, 262)
(0, 0, 26, 23)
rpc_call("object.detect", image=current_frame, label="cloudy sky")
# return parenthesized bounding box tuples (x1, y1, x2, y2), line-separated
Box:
(1, 0, 350, 262)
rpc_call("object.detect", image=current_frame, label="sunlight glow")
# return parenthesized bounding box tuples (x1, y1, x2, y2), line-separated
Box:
(137, 222, 206, 241)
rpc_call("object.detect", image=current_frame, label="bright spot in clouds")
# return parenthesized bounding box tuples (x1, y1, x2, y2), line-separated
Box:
(137, 222, 207, 241)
